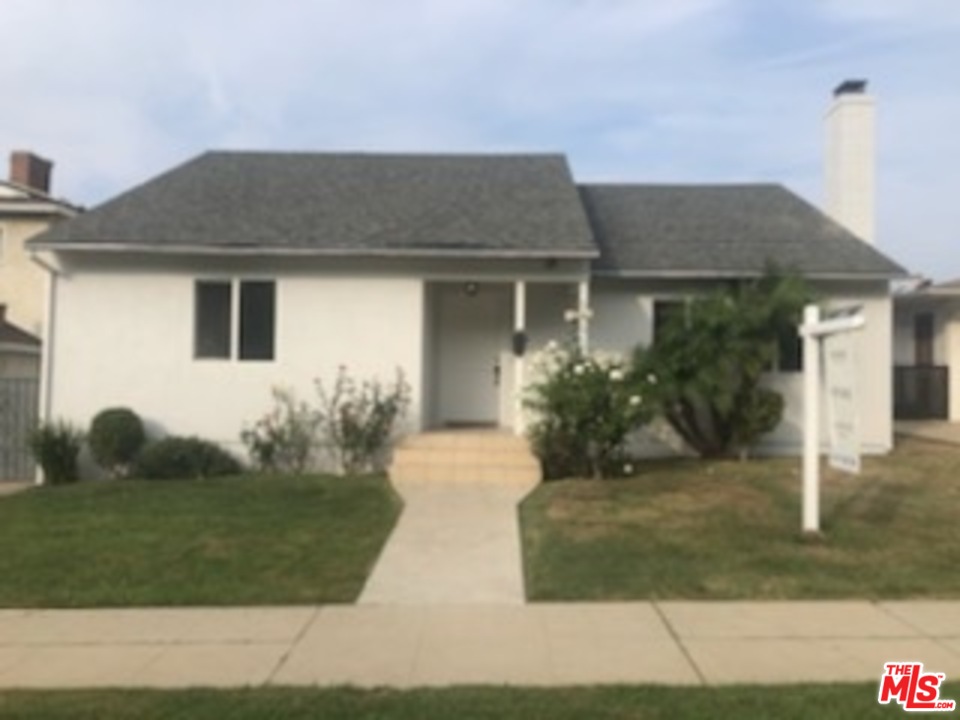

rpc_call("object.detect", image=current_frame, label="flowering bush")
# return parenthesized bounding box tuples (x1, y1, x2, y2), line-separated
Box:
(525, 342, 654, 479)
(241, 388, 320, 474)
(243, 369, 410, 476)
(316, 367, 411, 475)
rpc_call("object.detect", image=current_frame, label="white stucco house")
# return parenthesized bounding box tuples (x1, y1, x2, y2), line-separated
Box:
(27, 81, 905, 465)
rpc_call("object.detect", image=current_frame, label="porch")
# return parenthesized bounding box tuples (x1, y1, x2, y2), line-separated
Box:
(421, 278, 589, 435)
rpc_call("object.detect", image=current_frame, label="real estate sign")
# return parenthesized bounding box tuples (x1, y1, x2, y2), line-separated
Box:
(823, 330, 860, 474)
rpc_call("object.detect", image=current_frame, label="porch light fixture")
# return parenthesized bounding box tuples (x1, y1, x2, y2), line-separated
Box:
(512, 330, 528, 357)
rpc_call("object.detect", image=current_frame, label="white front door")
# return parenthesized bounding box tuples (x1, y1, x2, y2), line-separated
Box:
(435, 283, 510, 426)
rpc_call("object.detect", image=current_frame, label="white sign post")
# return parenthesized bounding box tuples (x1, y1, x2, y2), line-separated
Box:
(799, 304, 865, 535)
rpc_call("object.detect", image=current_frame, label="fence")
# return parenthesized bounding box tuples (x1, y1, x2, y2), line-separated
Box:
(0, 378, 39, 481)
(894, 365, 949, 421)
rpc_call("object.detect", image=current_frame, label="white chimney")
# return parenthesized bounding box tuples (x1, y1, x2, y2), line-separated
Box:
(825, 79, 875, 244)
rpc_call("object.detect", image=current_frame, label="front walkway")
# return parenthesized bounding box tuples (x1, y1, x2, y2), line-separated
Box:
(359, 481, 532, 604)
(1, 601, 958, 688)
(897, 420, 960, 445)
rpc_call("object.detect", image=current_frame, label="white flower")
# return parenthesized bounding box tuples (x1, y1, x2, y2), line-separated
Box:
(544, 340, 560, 353)
(623, 463, 634, 475)
(573, 364, 586, 376)
(646, 373, 658, 385)
(609, 369, 624, 382)
(629, 395, 641, 406)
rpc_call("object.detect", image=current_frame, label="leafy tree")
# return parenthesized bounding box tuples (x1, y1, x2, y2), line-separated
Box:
(635, 271, 812, 459)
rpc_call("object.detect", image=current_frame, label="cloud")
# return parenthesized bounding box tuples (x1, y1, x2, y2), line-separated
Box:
(1, 0, 957, 278)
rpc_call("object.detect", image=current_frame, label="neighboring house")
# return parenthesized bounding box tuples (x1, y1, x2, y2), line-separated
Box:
(0, 305, 41, 481)
(0, 304, 40, 379)
(893, 281, 960, 421)
(0, 151, 79, 336)
(27, 81, 905, 464)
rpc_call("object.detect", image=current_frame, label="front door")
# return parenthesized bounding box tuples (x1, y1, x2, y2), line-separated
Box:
(435, 283, 510, 426)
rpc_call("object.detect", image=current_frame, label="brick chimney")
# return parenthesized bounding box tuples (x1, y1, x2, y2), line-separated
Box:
(9, 151, 53, 194)
(825, 79, 875, 244)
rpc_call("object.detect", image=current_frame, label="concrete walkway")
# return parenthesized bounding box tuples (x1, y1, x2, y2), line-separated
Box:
(0, 482, 31, 496)
(897, 420, 960, 446)
(1, 601, 959, 688)
(359, 480, 533, 604)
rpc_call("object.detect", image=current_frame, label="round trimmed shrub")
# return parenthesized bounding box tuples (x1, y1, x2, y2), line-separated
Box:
(134, 436, 243, 480)
(88, 407, 146, 477)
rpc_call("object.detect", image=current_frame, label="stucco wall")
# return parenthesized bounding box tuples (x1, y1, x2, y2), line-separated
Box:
(48, 262, 426, 460)
(0, 218, 53, 334)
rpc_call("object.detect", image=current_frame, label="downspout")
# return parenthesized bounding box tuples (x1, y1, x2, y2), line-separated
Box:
(30, 251, 61, 485)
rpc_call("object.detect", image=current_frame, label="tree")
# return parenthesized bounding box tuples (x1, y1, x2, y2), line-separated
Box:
(635, 271, 812, 459)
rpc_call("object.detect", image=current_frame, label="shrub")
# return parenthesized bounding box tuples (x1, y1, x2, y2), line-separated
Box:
(29, 421, 83, 485)
(241, 388, 320, 473)
(88, 407, 146, 477)
(637, 271, 811, 459)
(525, 342, 655, 480)
(316, 367, 411, 475)
(134, 436, 242, 480)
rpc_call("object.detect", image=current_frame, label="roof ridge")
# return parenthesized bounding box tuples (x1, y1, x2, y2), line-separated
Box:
(204, 149, 570, 161)
(579, 181, 784, 189)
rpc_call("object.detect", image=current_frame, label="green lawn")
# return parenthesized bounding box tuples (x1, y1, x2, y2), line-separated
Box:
(522, 436, 960, 600)
(0, 684, 945, 719)
(0, 475, 400, 607)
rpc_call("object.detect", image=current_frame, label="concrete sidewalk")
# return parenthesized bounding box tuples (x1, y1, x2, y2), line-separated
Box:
(1, 601, 959, 689)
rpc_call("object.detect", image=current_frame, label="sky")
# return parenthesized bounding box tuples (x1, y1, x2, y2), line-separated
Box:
(3, 0, 958, 280)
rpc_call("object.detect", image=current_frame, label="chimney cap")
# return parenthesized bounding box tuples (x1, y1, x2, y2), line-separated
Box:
(834, 79, 868, 97)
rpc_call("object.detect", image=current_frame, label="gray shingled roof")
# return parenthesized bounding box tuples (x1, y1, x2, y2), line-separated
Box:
(30, 152, 597, 258)
(0, 320, 40, 348)
(580, 183, 906, 278)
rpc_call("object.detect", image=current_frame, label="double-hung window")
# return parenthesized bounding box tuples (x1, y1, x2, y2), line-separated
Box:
(194, 279, 275, 361)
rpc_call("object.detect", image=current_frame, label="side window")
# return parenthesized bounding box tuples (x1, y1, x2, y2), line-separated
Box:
(653, 300, 686, 343)
(776, 327, 803, 372)
(194, 279, 276, 361)
(239, 281, 275, 361)
(194, 281, 231, 359)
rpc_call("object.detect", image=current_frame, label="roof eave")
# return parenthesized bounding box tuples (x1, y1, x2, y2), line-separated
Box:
(592, 268, 907, 281)
(29, 241, 599, 260)
(0, 203, 79, 219)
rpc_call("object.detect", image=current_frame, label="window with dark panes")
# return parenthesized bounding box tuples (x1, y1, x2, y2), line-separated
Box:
(239, 281, 275, 361)
(653, 300, 686, 343)
(776, 327, 803, 372)
(195, 281, 231, 359)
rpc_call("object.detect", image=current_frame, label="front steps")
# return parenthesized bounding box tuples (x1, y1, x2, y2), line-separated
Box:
(389, 430, 542, 486)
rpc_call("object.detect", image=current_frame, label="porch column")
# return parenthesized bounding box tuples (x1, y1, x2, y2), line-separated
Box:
(514, 280, 526, 435)
(577, 280, 590, 353)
